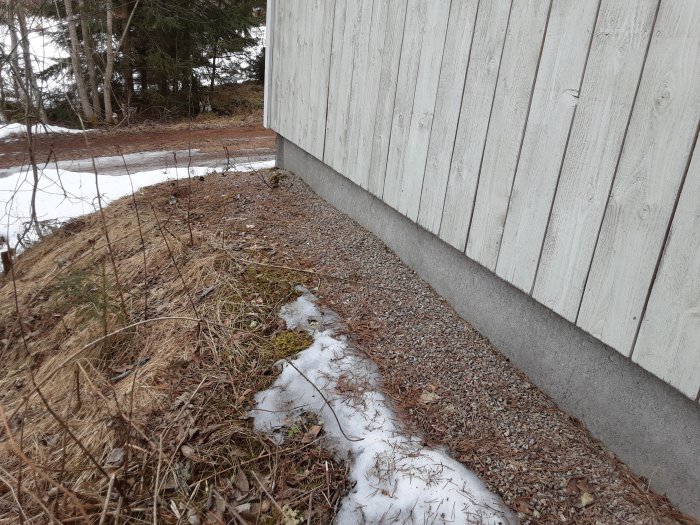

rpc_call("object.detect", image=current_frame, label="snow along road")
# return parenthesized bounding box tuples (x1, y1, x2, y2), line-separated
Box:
(0, 156, 275, 246)
(0, 148, 275, 179)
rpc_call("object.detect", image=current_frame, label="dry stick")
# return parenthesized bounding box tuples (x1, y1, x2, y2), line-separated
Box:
(307, 491, 313, 525)
(217, 248, 405, 294)
(0, 467, 60, 525)
(177, 150, 195, 247)
(118, 146, 149, 319)
(223, 145, 232, 171)
(75, 362, 155, 448)
(54, 382, 75, 520)
(150, 204, 199, 317)
(154, 377, 208, 495)
(121, 357, 142, 497)
(0, 406, 90, 522)
(0, 469, 30, 525)
(7, 255, 33, 525)
(98, 474, 116, 525)
(16, 403, 25, 525)
(280, 358, 363, 443)
(11, 316, 220, 421)
(2, 222, 162, 358)
(31, 379, 126, 494)
(152, 437, 163, 525)
(252, 472, 286, 515)
(172, 151, 195, 247)
(91, 156, 127, 315)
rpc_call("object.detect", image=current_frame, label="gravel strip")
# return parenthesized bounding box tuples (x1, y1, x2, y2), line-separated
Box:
(220, 169, 697, 525)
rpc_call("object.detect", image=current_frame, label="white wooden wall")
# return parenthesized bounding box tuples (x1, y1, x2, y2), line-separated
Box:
(266, 0, 700, 402)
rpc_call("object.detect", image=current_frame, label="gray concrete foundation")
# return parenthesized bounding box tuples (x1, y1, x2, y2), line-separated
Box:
(277, 134, 700, 517)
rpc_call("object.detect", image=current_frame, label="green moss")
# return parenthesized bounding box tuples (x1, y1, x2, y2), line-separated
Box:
(272, 330, 312, 358)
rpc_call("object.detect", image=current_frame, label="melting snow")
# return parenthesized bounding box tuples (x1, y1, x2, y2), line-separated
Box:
(253, 289, 517, 525)
(0, 160, 275, 246)
(0, 122, 85, 141)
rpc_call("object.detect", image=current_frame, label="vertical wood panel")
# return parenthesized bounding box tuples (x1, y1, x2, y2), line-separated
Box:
(577, 0, 700, 354)
(269, 1, 700, 399)
(283, 0, 302, 146)
(272, 0, 286, 135)
(281, 0, 298, 144)
(465, 0, 551, 270)
(533, 0, 659, 321)
(263, 0, 274, 128)
(382, 0, 427, 208)
(495, 1, 600, 292)
(324, 0, 351, 170)
(343, 0, 375, 184)
(437, 1, 512, 247)
(366, 0, 408, 196)
(355, 0, 392, 190)
(306, 0, 335, 159)
(294, 1, 313, 150)
(414, 0, 479, 229)
(632, 142, 700, 398)
(395, 0, 452, 221)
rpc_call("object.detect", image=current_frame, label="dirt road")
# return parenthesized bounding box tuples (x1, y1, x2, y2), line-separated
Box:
(0, 116, 276, 173)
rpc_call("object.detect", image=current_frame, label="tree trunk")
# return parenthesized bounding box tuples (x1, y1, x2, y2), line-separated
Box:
(140, 67, 148, 92)
(121, 0, 135, 101)
(16, 4, 48, 124)
(78, 0, 102, 119)
(210, 0, 222, 90)
(210, 44, 217, 90)
(103, 0, 114, 124)
(63, 0, 95, 122)
(5, 0, 27, 108)
(0, 80, 7, 123)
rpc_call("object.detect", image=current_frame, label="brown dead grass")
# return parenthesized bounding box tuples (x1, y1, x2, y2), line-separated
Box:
(0, 170, 348, 524)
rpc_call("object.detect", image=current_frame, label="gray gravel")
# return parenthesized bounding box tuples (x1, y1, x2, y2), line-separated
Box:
(226, 168, 696, 525)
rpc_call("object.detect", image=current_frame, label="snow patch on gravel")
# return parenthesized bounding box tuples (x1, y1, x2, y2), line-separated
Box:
(253, 289, 517, 525)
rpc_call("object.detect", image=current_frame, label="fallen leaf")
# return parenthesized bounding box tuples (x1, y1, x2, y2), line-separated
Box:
(234, 469, 250, 493)
(575, 479, 595, 494)
(419, 391, 441, 404)
(104, 448, 125, 466)
(181, 445, 197, 459)
(302, 425, 323, 444)
(197, 285, 219, 302)
(579, 492, 595, 508)
(514, 497, 534, 515)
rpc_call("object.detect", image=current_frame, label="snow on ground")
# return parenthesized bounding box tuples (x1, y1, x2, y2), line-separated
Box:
(0, 159, 275, 246)
(0, 150, 275, 178)
(0, 122, 85, 141)
(253, 289, 517, 525)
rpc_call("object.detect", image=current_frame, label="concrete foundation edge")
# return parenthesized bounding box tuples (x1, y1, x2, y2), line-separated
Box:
(277, 134, 700, 517)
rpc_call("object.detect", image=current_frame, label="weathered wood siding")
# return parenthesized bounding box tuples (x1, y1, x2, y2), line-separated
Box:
(265, 0, 700, 402)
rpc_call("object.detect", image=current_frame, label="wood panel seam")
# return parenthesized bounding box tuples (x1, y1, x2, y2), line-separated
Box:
(629, 123, 700, 359)
(427, 0, 482, 236)
(494, 0, 554, 270)
(414, 0, 457, 223)
(459, 0, 515, 253)
(529, 0, 604, 296)
(372, 0, 409, 198)
(574, 0, 662, 325)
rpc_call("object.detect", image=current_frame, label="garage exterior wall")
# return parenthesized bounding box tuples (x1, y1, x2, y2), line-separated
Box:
(265, 0, 700, 403)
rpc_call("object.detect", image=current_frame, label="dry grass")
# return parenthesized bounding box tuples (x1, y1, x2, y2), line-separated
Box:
(0, 171, 348, 524)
